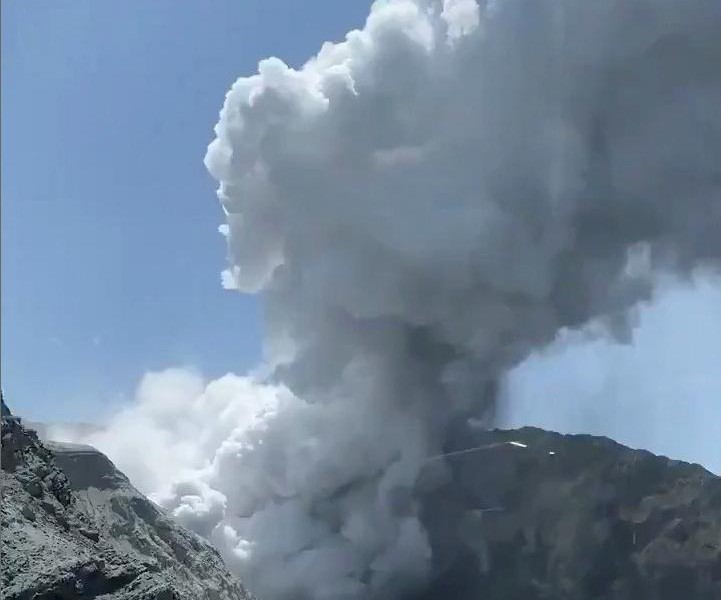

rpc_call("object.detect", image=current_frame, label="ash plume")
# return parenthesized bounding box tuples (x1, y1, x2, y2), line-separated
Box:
(56, 1, 721, 599)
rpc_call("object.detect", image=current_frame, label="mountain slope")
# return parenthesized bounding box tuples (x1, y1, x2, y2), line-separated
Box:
(412, 426, 721, 600)
(1, 413, 253, 600)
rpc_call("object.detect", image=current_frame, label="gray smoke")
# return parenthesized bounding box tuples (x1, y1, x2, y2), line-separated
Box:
(201, 0, 721, 597)
(54, 1, 721, 599)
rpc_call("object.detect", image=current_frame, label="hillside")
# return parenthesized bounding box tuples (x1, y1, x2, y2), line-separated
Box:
(1, 408, 253, 600)
(412, 426, 721, 599)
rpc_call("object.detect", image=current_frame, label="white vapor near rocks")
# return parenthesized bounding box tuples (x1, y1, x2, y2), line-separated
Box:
(54, 0, 721, 599)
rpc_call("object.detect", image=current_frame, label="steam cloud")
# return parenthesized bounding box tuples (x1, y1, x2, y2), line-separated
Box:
(53, 1, 721, 599)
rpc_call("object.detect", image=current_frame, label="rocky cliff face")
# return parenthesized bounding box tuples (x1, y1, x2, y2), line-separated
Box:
(412, 426, 721, 600)
(1, 413, 253, 600)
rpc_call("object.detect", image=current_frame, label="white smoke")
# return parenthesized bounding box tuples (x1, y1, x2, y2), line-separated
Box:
(54, 0, 721, 598)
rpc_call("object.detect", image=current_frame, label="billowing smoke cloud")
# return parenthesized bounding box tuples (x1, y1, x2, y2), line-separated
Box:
(53, 1, 721, 599)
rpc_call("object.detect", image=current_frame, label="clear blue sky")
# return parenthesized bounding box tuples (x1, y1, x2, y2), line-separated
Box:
(1, 0, 371, 421)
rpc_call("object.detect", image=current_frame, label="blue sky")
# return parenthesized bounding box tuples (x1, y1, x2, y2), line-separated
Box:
(1, 0, 371, 421)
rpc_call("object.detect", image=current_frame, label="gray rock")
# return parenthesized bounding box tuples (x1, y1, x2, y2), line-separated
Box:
(79, 527, 100, 542)
(22, 477, 43, 497)
(20, 505, 36, 522)
(1, 413, 254, 600)
(411, 426, 721, 600)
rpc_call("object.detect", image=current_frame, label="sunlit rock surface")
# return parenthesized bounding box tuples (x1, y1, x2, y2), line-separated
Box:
(1, 409, 253, 600)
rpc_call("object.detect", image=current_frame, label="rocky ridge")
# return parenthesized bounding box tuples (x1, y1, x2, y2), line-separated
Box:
(412, 426, 721, 600)
(1, 404, 253, 600)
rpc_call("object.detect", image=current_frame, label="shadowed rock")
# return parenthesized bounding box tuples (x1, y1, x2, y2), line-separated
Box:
(411, 426, 721, 600)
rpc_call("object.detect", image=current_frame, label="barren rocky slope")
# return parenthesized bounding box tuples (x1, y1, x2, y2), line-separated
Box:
(1, 405, 253, 600)
(412, 426, 721, 600)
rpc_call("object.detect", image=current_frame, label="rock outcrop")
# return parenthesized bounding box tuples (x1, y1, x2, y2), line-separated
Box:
(1, 411, 253, 600)
(413, 426, 721, 600)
